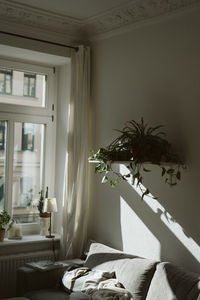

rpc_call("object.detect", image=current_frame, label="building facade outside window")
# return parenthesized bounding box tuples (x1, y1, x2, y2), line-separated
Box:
(0, 69, 12, 94)
(22, 123, 35, 151)
(0, 122, 6, 150)
(0, 58, 56, 232)
(24, 73, 36, 97)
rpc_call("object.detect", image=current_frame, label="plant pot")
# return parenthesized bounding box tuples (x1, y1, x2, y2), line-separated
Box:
(0, 228, 5, 242)
(39, 213, 50, 218)
(39, 213, 50, 236)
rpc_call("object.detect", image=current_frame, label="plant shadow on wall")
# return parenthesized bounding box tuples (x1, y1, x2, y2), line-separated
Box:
(89, 118, 185, 200)
(89, 118, 200, 273)
(118, 172, 200, 273)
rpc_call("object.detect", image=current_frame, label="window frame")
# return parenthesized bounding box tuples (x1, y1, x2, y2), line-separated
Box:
(0, 59, 56, 234)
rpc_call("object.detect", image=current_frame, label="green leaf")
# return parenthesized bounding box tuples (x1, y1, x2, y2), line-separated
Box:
(102, 176, 108, 183)
(110, 179, 119, 187)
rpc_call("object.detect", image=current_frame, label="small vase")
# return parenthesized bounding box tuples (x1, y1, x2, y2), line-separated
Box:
(39, 213, 50, 236)
(0, 228, 5, 242)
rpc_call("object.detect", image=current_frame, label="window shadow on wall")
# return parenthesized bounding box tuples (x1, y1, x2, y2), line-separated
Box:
(118, 178, 200, 273)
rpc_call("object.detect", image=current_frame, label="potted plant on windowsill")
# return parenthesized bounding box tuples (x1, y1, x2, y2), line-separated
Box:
(37, 187, 50, 218)
(0, 210, 13, 242)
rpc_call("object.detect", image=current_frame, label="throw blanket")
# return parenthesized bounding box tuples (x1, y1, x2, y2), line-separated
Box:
(83, 278, 133, 300)
(62, 267, 133, 300)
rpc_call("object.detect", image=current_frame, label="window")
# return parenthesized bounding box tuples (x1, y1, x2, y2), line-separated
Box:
(24, 73, 36, 97)
(0, 69, 12, 94)
(0, 62, 46, 108)
(0, 59, 56, 232)
(13, 122, 44, 223)
(0, 122, 6, 150)
(22, 123, 35, 151)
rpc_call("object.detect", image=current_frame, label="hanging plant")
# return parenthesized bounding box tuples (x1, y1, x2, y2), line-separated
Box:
(89, 118, 185, 199)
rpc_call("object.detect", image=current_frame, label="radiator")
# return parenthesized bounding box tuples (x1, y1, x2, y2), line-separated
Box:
(0, 250, 55, 298)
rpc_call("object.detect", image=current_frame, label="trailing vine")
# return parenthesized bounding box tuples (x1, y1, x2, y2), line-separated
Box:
(89, 118, 184, 199)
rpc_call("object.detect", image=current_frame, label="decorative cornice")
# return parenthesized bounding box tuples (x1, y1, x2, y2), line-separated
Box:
(0, 0, 200, 42)
(84, 0, 200, 36)
(0, 0, 83, 38)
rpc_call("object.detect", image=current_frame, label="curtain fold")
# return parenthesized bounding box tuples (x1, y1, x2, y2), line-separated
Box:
(60, 45, 91, 259)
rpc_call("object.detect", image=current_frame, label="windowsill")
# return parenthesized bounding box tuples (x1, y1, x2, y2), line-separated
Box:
(0, 234, 60, 256)
(0, 233, 60, 245)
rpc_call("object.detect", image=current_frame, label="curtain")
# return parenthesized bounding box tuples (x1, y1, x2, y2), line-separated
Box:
(60, 45, 91, 259)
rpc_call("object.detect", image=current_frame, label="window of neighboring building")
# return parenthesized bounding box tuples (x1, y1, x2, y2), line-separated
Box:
(24, 73, 36, 97)
(0, 122, 6, 150)
(22, 123, 35, 151)
(0, 69, 12, 94)
(0, 59, 56, 231)
(0, 60, 47, 108)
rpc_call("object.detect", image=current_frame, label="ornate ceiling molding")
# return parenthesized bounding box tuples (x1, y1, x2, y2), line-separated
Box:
(0, 0, 200, 42)
(0, 0, 83, 40)
(84, 0, 200, 36)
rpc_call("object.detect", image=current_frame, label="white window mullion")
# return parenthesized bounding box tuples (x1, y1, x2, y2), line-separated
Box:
(5, 119, 14, 215)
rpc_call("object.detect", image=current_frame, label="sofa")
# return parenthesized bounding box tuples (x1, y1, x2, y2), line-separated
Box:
(19, 242, 200, 300)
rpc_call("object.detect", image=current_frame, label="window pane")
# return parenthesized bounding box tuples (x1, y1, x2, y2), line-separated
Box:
(0, 121, 6, 210)
(0, 73, 5, 93)
(0, 68, 46, 107)
(5, 73, 12, 94)
(23, 76, 28, 96)
(30, 77, 36, 97)
(12, 122, 44, 223)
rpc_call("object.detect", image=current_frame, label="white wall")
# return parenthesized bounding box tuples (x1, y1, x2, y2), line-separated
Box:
(89, 7, 200, 273)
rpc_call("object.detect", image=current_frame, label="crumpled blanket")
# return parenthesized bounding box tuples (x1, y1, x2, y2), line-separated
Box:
(62, 267, 133, 299)
(83, 278, 134, 300)
(62, 267, 115, 292)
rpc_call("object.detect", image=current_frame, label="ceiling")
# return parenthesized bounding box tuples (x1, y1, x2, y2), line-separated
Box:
(0, 0, 200, 43)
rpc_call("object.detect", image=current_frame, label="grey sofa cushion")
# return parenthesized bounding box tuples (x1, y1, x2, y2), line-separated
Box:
(84, 242, 158, 300)
(146, 262, 200, 300)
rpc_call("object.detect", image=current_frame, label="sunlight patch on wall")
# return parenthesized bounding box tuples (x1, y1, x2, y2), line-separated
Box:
(120, 196, 161, 259)
(119, 164, 200, 262)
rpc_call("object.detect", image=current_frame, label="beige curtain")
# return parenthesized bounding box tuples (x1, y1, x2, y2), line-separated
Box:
(60, 46, 91, 259)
